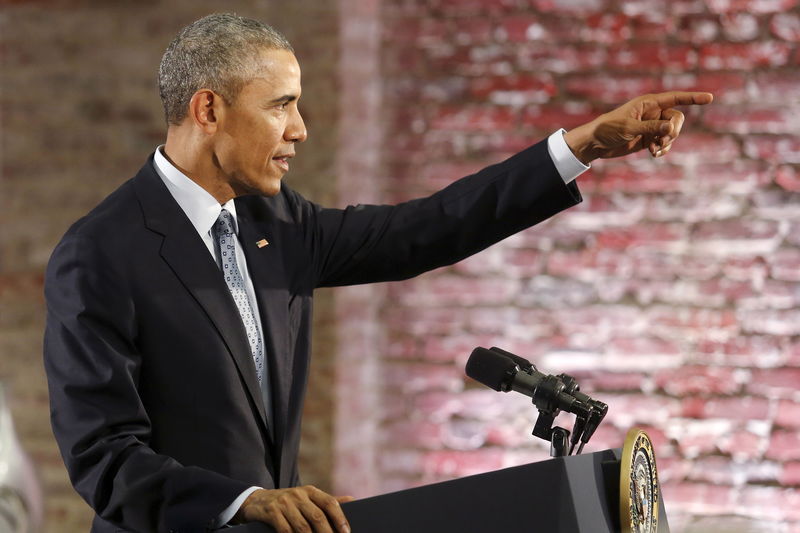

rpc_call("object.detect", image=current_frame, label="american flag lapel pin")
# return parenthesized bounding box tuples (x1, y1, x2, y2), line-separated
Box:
(256, 238, 269, 248)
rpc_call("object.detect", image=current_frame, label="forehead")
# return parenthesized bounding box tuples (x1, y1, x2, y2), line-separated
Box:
(244, 48, 301, 96)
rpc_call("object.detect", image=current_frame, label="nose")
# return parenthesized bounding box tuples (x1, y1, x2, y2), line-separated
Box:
(285, 107, 307, 144)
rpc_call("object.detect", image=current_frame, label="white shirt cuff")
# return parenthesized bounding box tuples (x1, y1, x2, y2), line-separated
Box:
(213, 486, 262, 529)
(547, 128, 590, 184)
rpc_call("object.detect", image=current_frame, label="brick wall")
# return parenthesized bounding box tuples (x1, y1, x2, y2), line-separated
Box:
(1, 2, 340, 531)
(3, 0, 799, 531)
(369, 0, 800, 531)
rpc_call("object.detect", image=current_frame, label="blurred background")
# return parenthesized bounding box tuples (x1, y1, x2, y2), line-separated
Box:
(1, 0, 799, 531)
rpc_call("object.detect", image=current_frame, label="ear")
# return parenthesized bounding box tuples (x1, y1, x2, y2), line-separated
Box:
(187, 89, 224, 133)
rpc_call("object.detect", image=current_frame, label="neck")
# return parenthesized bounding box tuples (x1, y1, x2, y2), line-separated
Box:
(163, 128, 235, 204)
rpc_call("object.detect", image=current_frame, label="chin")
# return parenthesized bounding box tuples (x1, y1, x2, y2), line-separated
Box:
(257, 181, 282, 198)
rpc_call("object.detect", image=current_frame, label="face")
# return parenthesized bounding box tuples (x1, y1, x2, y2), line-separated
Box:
(212, 48, 307, 198)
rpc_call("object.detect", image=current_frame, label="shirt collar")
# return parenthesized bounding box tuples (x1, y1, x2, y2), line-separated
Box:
(152, 146, 238, 236)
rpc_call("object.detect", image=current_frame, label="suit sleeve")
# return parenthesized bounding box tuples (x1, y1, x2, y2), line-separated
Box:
(305, 139, 581, 288)
(43, 233, 250, 533)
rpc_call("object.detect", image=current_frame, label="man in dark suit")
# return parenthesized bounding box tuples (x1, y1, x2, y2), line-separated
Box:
(43, 13, 711, 533)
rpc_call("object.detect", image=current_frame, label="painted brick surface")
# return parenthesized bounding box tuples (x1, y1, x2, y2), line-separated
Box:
(370, 1, 800, 531)
(2, 2, 340, 531)
(4, 0, 800, 532)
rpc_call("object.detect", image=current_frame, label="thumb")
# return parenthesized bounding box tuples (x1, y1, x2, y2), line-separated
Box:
(632, 119, 672, 136)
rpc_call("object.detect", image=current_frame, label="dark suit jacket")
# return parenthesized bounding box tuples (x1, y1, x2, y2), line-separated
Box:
(43, 139, 581, 532)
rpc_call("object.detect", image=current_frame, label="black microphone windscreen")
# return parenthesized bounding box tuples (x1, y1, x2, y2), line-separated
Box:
(490, 346, 533, 372)
(465, 347, 517, 391)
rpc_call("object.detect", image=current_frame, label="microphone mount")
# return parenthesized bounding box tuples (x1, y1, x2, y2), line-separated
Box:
(470, 347, 608, 457)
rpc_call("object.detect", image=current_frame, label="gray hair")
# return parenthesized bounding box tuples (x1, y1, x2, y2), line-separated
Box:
(158, 13, 294, 125)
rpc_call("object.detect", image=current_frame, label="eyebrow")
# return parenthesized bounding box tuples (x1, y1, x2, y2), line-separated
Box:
(268, 95, 298, 105)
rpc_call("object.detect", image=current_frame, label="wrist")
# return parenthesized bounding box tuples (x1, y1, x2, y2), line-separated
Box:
(563, 120, 600, 165)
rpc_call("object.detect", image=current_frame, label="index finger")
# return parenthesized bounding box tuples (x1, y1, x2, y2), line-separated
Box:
(309, 488, 350, 533)
(653, 91, 714, 109)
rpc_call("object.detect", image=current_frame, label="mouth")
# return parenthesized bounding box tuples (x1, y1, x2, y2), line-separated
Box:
(272, 153, 294, 172)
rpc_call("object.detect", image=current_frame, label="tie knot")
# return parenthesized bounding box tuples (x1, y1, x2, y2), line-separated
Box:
(215, 209, 236, 236)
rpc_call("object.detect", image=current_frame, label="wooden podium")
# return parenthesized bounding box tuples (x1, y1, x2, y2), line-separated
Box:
(228, 448, 669, 532)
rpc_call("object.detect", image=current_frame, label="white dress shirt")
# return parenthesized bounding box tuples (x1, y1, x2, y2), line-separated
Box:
(152, 147, 262, 528)
(150, 129, 587, 527)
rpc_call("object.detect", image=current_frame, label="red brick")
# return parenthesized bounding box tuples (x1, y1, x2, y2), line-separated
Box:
(382, 362, 465, 394)
(687, 456, 779, 485)
(517, 275, 597, 309)
(752, 71, 800, 104)
(706, 0, 799, 13)
(771, 12, 800, 41)
(749, 368, 800, 396)
(648, 307, 738, 337)
(744, 135, 800, 163)
(700, 41, 793, 69)
(563, 74, 663, 103)
(654, 366, 741, 396)
(602, 393, 682, 427)
(435, 0, 518, 14)
(695, 336, 787, 367)
(703, 105, 800, 135)
(595, 223, 686, 250)
(431, 106, 517, 132)
(469, 73, 556, 102)
(497, 15, 549, 43)
(530, 0, 609, 14)
(661, 133, 742, 164)
(423, 334, 502, 364)
(421, 448, 506, 477)
(573, 422, 624, 452)
(695, 218, 780, 242)
(484, 420, 534, 448)
(720, 12, 761, 41)
(741, 309, 800, 336)
(511, 223, 593, 251)
(386, 337, 419, 359)
(583, 13, 634, 43)
(575, 371, 649, 392)
(676, 14, 722, 43)
(607, 43, 698, 72)
(771, 250, 800, 282)
(682, 396, 771, 421)
(396, 275, 519, 307)
(719, 428, 768, 461)
(768, 430, 800, 461)
(516, 43, 609, 74)
(661, 482, 737, 514)
(781, 461, 800, 485)
(690, 160, 772, 194)
(465, 306, 528, 336)
(451, 17, 494, 45)
(501, 248, 546, 278)
(738, 484, 800, 521)
(721, 256, 768, 282)
(776, 165, 800, 192)
(593, 161, 686, 193)
(379, 450, 422, 474)
(775, 400, 800, 429)
(383, 420, 444, 449)
(522, 103, 600, 133)
(441, 418, 490, 450)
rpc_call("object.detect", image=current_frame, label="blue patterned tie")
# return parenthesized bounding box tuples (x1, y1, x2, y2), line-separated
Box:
(212, 209, 265, 384)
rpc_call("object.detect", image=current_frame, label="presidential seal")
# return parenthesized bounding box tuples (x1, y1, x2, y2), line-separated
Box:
(620, 428, 659, 533)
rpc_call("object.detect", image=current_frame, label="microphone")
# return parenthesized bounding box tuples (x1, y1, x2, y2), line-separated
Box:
(465, 347, 607, 455)
(466, 347, 587, 415)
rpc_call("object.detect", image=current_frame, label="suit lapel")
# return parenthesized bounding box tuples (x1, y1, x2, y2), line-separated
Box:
(236, 200, 292, 465)
(132, 161, 272, 445)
